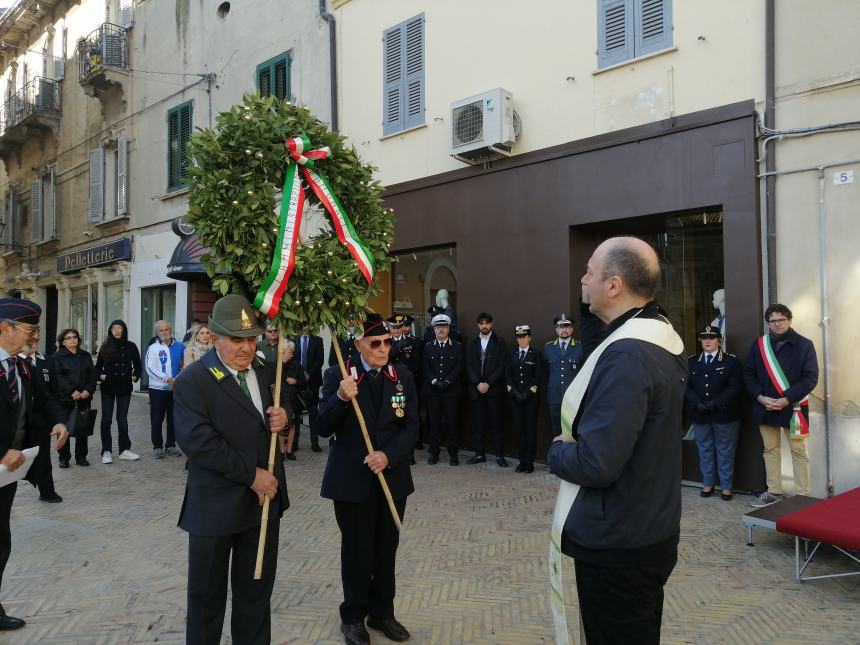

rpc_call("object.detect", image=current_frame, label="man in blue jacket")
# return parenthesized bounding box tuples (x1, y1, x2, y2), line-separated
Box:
(744, 304, 818, 505)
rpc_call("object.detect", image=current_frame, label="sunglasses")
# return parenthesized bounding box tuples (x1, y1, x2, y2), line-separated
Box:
(368, 337, 393, 349)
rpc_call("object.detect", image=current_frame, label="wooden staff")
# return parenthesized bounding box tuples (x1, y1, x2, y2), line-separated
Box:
(330, 327, 403, 530)
(254, 332, 285, 579)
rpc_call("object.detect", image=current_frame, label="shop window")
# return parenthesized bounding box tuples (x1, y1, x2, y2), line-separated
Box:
(390, 245, 457, 340)
(103, 282, 124, 341)
(140, 285, 176, 389)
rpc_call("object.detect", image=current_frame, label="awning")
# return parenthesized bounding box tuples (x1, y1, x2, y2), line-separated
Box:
(166, 218, 209, 281)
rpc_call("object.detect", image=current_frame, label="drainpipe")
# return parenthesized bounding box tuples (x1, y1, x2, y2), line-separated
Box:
(319, 0, 338, 132)
(764, 0, 777, 303)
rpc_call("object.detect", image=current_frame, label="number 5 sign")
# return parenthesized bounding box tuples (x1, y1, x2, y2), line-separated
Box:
(833, 169, 855, 185)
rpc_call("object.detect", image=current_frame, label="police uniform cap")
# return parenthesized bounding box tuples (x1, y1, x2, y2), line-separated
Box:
(386, 313, 414, 327)
(208, 294, 265, 338)
(0, 298, 41, 325)
(431, 314, 451, 327)
(514, 324, 531, 337)
(697, 325, 722, 339)
(553, 313, 573, 326)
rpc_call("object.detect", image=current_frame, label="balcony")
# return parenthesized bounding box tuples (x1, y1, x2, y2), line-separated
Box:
(0, 77, 61, 155)
(78, 23, 129, 98)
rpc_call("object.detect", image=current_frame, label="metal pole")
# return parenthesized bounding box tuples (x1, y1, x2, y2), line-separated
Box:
(816, 169, 833, 497)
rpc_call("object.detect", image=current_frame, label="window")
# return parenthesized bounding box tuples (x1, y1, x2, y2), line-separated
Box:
(31, 170, 57, 242)
(382, 13, 424, 136)
(89, 135, 128, 221)
(256, 51, 291, 101)
(0, 191, 20, 253)
(597, 0, 672, 69)
(167, 101, 193, 192)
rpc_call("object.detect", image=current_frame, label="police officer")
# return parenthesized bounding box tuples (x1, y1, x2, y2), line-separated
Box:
(387, 315, 421, 379)
(422, 314, 464, 465)
(506, 325, 543, 473)
(544, 313, 583, 437)
(685, 325, 742, 500)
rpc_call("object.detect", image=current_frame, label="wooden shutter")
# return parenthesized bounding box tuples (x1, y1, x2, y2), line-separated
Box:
(53, 56, 64, 81)
(635, 0, 671, 56)
(382, 23, 404, 135)
(43, 171, 56, 240)
(178, 104, 192, 185)
(403, 14, 425, 129)
(11, 193, 20, 248)
(598, 0, 634, 68)
(168, 108, 179, 188)
(257, 65, 273, 97)
(120, 0, 134, 29)
(274, 55, 289, 101)
(31, 179, 43, 242)
(0, 193, 6, 249)
(89, 147, 105, 221)
(117, 135, 128, 216)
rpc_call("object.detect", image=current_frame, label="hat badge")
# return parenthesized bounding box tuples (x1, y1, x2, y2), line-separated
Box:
(241, 309, 253, 330)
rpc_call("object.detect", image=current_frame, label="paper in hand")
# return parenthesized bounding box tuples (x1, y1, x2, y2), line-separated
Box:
(0, 446, 39, 488)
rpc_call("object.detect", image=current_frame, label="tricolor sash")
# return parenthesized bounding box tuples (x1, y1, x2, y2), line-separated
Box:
(757, 334, 809, 439)
(550, 316, 684, 645)
(254, 135, 375, 319)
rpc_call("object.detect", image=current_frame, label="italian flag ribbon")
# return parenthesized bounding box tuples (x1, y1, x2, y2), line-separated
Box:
(757, 335, 809, 439)
(254, 135, 375, 319)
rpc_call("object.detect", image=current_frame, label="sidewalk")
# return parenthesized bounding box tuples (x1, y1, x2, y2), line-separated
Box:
(4, 392, 858, 644)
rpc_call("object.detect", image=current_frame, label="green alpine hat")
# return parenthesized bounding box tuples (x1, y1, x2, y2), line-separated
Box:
(208, 294, 265, 338)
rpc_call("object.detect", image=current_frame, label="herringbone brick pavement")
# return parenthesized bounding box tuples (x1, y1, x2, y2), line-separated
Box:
(3, 393, 858, 644)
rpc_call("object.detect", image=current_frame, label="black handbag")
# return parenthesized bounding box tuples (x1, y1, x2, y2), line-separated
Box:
(67, 403, 98, 437)
(295, 387, 318, 411)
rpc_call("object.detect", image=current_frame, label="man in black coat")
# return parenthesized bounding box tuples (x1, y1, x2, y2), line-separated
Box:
(547, 238, 687, 645)
(314, 313, 417, 645)
(295, 329, 324, 451)
(421, 314, 464, 465)
(465, 312, 509, 466)
(173, 295, 288, 645)
(506, 325, 543, 473)
(744, 303, 818, 505)
(0, 298, 68, 632)
(328, 320, 361, 369)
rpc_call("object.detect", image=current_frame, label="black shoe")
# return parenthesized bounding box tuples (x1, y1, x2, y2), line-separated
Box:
(367, 616, 410, 642)
(75, 459, 90, 467)
(497, 457, 509, 468)
(311, 443, 322, 453)
(428, 454, 439, 465)
(466, 454, 486, 465)
(341, 621, 370, 645)
(515, 463, 525, 473)
(285, 452, 296, 461)
(58, 460, 69, 469)
(721, 492, 734, 501)
(700, 489, 714, 498)
(449, 456, 459, 466)
(524, 463, 535, 473)
(39, 493, 63, 503)
(409, 455, 416, 465)
(0, 615, 25, 630)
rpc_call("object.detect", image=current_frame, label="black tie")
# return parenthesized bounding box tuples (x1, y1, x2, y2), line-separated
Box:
(706, 355, 713, 365)
(368, 368, 379, 378)
(561, 341, 567, 353)
(519, 350, 526, 361)
(5, 357, 19, 403)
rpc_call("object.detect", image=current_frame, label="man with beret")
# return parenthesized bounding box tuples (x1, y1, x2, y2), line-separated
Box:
(466, 312, 509, 467)
(314, 313, 417, 645)
(506, 325, 543, 473)
(173, 294, 289, 645)
(0, 298, 68, 631)
(543, 313, 584, 437)
(685, 325, 742, 500)
(422, 314, 464, 465)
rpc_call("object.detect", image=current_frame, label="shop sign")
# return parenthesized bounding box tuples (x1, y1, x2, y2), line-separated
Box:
(57, 238, 132, 273)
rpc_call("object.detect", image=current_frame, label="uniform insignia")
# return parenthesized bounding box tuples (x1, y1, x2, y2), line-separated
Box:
(396, 383, 404, 392)
(209, 366, 227, 381)
(256, 350, 266, 359)
(240, 309, 253, 330)
(391, 392, 406, 417)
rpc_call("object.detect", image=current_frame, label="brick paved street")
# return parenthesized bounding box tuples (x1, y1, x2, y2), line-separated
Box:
(4, 392, 858, 644)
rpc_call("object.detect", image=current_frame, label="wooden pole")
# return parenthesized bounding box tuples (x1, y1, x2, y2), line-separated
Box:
(254, 332, 285, 579)
(330, 327, 403, 531)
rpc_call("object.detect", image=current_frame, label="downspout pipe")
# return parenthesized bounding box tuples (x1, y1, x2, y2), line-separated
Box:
(319, 0, 338, 132)
(816, 168, 833, 497)
(764, 0, 777, 304)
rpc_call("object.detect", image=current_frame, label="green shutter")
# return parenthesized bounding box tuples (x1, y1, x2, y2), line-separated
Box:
(256, 52, 291, 101)
(167, 101, 193, 191)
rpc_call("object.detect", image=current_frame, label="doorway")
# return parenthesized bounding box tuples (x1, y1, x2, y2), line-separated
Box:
(140, 285, 176, 389)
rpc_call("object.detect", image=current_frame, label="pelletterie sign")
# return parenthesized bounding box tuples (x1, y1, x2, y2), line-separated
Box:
(57, 238, 132, 273)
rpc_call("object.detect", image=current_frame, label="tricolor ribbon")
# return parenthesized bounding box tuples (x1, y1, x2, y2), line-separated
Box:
(254, 135, 375, 319)
(758, 334, 810, 438)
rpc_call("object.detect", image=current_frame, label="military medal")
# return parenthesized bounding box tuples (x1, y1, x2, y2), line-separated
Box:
(391, 392, 406, 417)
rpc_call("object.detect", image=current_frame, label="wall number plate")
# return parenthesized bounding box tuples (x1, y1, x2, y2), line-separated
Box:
(833, 170, 854, 185)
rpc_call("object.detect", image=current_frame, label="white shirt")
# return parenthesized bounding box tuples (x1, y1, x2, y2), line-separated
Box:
(216, 352, 265, 420)
(705, 351, 718, 363)
(480, 334, 491, 351)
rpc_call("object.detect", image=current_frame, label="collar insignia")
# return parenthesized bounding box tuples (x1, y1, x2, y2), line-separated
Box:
(209, 366, 227, 381)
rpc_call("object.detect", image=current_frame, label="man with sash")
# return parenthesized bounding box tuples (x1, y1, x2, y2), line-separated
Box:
(547, 237, 687, 645)
(743, 303, 818, 506)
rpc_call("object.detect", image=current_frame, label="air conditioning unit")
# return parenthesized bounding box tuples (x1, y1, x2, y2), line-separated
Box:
(450, 88, 520, 164)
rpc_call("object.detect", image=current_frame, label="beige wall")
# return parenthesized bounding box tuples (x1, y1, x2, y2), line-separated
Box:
(335, 0, 764, 186)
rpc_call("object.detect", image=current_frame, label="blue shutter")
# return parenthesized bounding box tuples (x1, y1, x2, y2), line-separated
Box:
(403, 14, 425, 129)
(635, 0, 671, 56)
(382, 22, 404, 135)
(117, 135, 128, 216)
(31, 179, 42, 242)
(89, 148, 105, 222)
(597, 0, 633, 68)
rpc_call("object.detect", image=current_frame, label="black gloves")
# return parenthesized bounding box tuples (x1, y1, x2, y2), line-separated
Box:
(695, 401, 715, 413)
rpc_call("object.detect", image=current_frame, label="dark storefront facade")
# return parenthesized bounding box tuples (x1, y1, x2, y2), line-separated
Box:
(384, 100, 765, 491)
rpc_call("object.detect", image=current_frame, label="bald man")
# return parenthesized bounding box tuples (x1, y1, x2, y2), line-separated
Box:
(547, 237, 687, 645)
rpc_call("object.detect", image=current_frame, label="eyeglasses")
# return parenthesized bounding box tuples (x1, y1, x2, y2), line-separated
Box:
(7, 323, 40, 336)
(767, 318, 790, 325)
(63, 335, 79, 341)
(265, 330, 278, 334)
(368, 337, 393, 349)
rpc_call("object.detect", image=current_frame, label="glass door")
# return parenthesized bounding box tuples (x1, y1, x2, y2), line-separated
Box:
(140, 285, 176, 389)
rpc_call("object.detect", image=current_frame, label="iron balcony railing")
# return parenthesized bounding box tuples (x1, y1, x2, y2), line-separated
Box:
(78, 23, 128, 82)
(0, 76, 61, 136)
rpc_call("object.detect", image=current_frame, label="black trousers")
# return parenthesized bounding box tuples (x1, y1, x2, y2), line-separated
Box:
(333, 486, 407, 624)
(548, 402, 562, 437)
(186, 520, 280, 645)
(574, 550, 678, 645)
(426, 395, 459, 457)
(149, 389, 175, 449)
(471, 395, 504, 456)
(510, 395, 539, 465)
(101, 391, 132, 453)
(0, 482, 16, 616)
(58, 401, 89, 462)
(37, 470, 57, 498)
